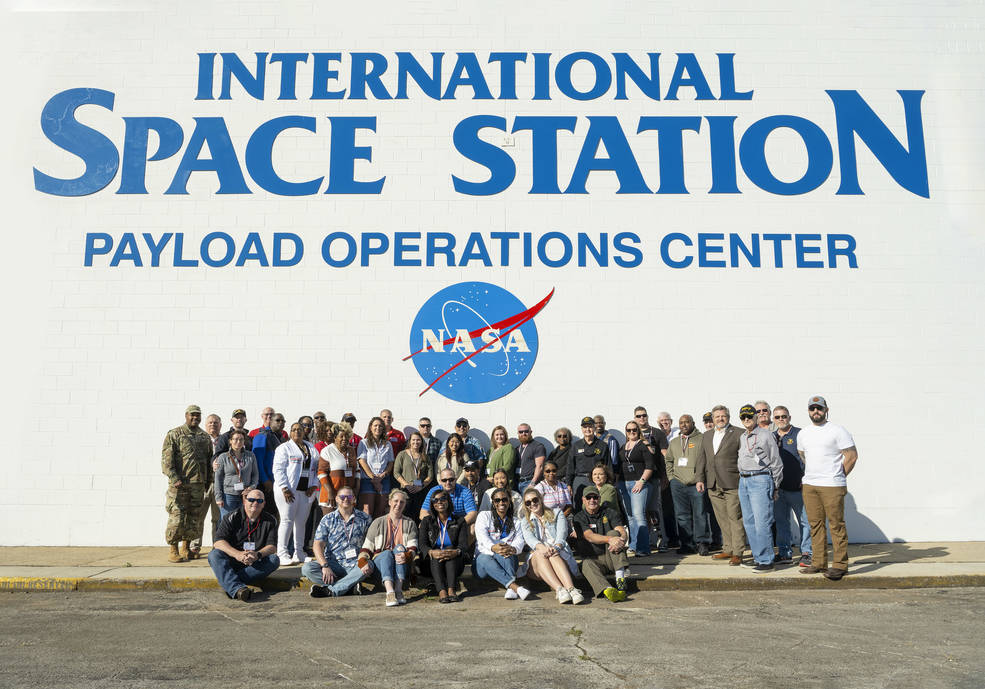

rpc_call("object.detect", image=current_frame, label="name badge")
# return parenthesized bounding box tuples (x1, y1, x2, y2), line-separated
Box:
(344, 548, 358, 560)
(233, 482, 244, 491)
(677, 457, 688, 467)
(243, 542, 256, 551)
(413, 479, 422, 486)
(344, 469, 353, 477)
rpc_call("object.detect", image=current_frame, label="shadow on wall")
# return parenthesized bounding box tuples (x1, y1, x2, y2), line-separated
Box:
(845, 492, 887, 544)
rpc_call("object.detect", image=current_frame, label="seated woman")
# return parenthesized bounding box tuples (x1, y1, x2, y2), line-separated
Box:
(473, 488, 530, 600)
(591, 463, 620, 514)
(533, 460, 574, 517)
(435, 432, 467, 480)
(214, 429, 258, 519)
(480, 469, 523, 513)
(393, 431, 435, 521)
(359, 489, 419, 607)
(317, 422, 360, 516)
(519, 488, 584, 604)
(486, 425, 518, 487)
(419, 489, 469, 603)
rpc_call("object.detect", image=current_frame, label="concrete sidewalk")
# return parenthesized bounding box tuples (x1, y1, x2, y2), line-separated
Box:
(1, 541, 982, 593)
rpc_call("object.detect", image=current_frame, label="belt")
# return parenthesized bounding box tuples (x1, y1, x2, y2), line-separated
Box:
(739, 470, 770, 478)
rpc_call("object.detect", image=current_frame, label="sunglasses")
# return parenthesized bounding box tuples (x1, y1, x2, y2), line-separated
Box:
(518, 429, 531, 434)
(492, 498, 510, 504)
(585, 495, 600, 501)
(774, 414, 789, 419)
(543, 469, 557, 474)
(809, 405, 825, 411)
(625, 428, 639, 433)
(556, 435, 570, 440)
(419, 423, 431, 428)
(756, 410, 770, 414)
(635, 413, 647, 418)
(524, 499, 540, 507)
(245, 497, 265, 504)
(739, 414, 755, 420)
(432, 497, 449, 503)
(337, 495, 355, 502)
(440, 478, 456, 483)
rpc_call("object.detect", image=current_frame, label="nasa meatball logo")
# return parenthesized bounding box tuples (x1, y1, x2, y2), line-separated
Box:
(405, 282, 554, 404)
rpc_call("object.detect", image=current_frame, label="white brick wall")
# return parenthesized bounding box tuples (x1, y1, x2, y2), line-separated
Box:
(2, 1, 983, 544)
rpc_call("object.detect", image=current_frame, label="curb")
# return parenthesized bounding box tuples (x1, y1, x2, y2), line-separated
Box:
(4, 573, 984, 593)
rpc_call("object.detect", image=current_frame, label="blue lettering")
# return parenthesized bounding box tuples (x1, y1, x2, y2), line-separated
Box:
(118, 117, 184, 194)
(324, 117, 385, 194)
(321, 232, 356, 267)
(637, 116, 702, 193)
(166, 118, 250, 194)
(201, 232, 235, 267)
(246, 116, 322, 195)
(566, 117, 651, 194)
(452, 116, 515, 195)
(660, 233, 693, 268)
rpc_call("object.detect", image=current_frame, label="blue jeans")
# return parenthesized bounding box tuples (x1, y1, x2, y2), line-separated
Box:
(473, 552, 518, 589)
(738, 474, 776, 565)
(617, 480, 651, 554)
(372, 549, 407, 584)
(670, 479, 710, 548)
(518, 479, 532, 495)
(219, 492, 242, 521)
(207, 549, 280, 597)
(775, 489, 812, 557)
(301, 558, 367, 596)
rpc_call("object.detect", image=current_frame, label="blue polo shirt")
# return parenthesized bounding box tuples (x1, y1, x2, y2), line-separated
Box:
(774, 426, 803, 491)
(421, 483, 477, 518)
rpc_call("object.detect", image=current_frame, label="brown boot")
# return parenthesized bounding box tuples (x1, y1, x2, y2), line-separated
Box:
(168, 544, 185, 563)
(179, 541, 191, 561)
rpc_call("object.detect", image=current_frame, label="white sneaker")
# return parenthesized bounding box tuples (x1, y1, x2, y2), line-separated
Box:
(277, 554, 292, 567)
(556, 587, 572, 604)
(504, 588, 519, 600)
(516, 586, 531, 601)
(569, 588, 585, 605)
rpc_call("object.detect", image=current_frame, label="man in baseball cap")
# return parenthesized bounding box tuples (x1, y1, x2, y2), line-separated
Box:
(797, 396, 858, 580)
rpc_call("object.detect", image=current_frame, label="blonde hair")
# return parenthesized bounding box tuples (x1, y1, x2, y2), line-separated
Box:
(521, 487, 556, 534)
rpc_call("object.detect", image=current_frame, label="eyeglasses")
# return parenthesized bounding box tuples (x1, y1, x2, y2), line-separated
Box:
(755, 409, 770, 415)
(635, 413, 647, 418)
(337, 495, 355, 502)
(419, 423, 431, 428)
(524, 499, 540, 507)
(739, 414, 754, 420)
(774, 414, 789, 419)
(245, 497, 265, 504)
(492, 497, 510, 504)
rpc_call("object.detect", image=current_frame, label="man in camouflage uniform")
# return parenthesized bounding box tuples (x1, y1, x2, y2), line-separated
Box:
(162, 405, 214, 562)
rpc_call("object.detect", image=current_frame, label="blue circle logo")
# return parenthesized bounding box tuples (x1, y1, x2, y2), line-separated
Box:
(405, 282, 554, 404)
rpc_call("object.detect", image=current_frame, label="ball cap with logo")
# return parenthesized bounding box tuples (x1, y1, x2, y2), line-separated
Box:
(231, 409, 246, 418)
(456, 417, 469, 427)
(808, 395, 828, 409)
(580, 416, 594, 427)
(185, 404, 201, 414)
(702, 412, 713, 423)
(738, 404, 756, 418)
(582, 486, 601, 498)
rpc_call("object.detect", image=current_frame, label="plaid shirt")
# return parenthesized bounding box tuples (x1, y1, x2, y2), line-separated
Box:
(313, 509, 372, 569)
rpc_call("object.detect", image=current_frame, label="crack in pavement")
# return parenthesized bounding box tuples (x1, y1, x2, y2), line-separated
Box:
(566, 626, 627, 682)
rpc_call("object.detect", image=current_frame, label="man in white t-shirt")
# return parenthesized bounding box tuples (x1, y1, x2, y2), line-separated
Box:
(796, 396, 858, 581)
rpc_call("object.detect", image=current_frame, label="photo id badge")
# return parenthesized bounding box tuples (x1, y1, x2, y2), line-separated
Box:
(344, 469, 353, 477)
(678, 457, 688, 466)
(413, 479, 422, 486)
(233, 482, 244, 491)
(344, 548, 357, 560)
(243, 542, 256, 551)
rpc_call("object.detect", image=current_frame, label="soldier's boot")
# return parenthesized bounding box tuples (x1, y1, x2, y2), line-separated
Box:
(168, 544, 185, 563)
(179, 541, 191, 561)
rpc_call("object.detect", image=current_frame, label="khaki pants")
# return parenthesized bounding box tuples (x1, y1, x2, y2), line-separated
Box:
(708, 486, 746, 556)
(802, 484, 848, 570)
(581, 531, 630, 596)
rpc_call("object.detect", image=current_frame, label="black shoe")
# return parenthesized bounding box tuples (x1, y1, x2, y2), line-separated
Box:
(753, 563, 774, 574)
(698, 544, 710, 556)
(234, 587, 252, 602)
(823, 568, 847, 581)
(657, 544, 668, 553)
(449, 593, 462, 602)
(668, 542, 681, 550)
(775, 553, 793, 564)
(309, 585, 328, 598)
(676, 546, 697, 555)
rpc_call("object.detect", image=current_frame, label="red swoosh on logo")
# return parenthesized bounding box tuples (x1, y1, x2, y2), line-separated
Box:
(404, 287, 554, 397)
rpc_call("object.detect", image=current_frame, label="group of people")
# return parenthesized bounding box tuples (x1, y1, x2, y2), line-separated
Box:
(161, 397, 858, 604)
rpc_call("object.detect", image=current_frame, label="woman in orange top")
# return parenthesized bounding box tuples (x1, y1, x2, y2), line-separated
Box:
(318, 422, 360, 515)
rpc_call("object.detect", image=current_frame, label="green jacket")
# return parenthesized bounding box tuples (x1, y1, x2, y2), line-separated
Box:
(487, 444, 518, 481)
(162, 424, 214, 486)
(665, 431, 703, 486)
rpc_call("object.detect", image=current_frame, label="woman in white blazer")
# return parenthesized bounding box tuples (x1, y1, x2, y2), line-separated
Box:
(273, 421, 319, 565)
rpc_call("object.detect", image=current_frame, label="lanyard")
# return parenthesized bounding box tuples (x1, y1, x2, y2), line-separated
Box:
(244, 516, 259, 541)
(745, 433, 758, 453)
(409, 452, 422, 477)
(387, 518, 401, 549)
(230, 451, 242, 478)
(342, 515, 355, 545)
(439, 517, 450, 547)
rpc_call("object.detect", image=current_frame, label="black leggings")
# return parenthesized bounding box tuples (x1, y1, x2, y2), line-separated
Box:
(428, 554, 465, 591)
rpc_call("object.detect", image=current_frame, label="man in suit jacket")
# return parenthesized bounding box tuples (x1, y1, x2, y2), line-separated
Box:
(695, 405, 746, 565)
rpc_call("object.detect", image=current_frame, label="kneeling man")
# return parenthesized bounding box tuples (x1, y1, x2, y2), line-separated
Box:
(208, 488, 279, 601)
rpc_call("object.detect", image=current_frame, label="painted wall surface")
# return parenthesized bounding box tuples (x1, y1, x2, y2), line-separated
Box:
(2, 0, 983, 545)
